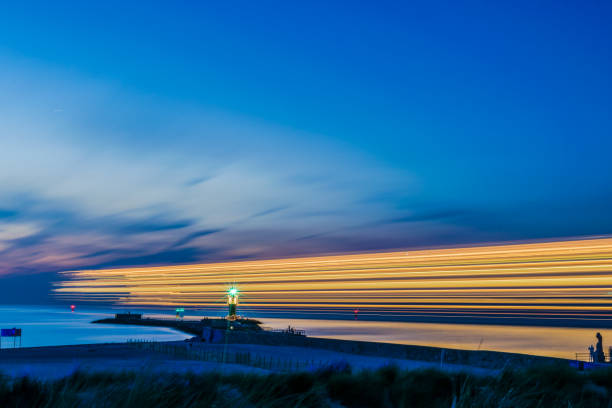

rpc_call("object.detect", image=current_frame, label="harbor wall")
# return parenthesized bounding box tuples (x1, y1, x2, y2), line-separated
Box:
(220, 330, 564, 370)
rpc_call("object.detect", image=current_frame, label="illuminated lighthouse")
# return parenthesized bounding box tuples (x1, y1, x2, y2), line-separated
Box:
(227, 286, 239, 320)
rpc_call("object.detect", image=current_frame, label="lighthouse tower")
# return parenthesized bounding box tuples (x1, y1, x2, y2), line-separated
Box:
(227, 287, 239, 320)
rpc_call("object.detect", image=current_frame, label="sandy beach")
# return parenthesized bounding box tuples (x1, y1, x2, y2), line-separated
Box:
(0, 340, 497, 380)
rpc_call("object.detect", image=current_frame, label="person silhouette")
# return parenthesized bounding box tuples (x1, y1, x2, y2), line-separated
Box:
(589, 344, 596, 362)
(595, 332, 605, 363)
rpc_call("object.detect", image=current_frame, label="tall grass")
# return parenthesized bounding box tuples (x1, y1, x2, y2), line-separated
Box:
(1, 363, 611, 407)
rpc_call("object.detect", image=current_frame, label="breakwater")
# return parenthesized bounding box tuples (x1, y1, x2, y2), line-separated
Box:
(219, 330, 565, 370)
(93, 316, 262, 336)
(93, 317, 204, 336)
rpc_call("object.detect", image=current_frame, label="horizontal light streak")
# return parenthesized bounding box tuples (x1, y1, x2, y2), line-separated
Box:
(54, 238, 612, 323)
(58, 261, 612, 286)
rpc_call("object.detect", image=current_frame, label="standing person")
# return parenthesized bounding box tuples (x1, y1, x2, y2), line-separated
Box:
(595, 333, 605, 363)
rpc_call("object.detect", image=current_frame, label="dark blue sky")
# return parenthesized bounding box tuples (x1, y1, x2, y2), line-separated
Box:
(0, 1, 611, 278)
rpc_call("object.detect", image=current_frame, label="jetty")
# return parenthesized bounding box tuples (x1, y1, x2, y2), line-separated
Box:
(93, 313, 264, 337)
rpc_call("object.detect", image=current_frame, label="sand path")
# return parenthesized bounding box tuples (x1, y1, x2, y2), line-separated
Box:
(0, 341, 495, 380)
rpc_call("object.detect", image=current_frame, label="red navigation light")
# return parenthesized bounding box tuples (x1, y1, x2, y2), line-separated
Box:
(70, 305, 75, 312)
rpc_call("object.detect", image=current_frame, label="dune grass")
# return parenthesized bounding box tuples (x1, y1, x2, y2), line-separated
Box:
(1, 363, 611, 407)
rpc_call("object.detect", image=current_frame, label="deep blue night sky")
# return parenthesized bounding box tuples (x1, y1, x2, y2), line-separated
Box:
(0, 1, 611, 284)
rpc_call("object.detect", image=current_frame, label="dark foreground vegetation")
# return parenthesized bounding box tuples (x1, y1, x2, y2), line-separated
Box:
(2, 363, 612, 407)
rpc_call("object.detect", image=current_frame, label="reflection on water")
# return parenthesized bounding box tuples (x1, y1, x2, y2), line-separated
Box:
(0, 306, 190, 348)
(260, 318, 610, 359)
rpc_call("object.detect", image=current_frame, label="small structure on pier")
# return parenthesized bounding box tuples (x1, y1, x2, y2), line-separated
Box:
(115, 312, 142, 320)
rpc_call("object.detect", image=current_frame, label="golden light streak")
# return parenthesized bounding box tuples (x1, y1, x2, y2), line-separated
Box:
(54, 238, 612, 323)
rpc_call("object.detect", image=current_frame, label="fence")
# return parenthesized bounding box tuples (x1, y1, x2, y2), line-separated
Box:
(264, 328, 306, 336)
(128, 340, 328, 372)
(575, 352, 610, 363)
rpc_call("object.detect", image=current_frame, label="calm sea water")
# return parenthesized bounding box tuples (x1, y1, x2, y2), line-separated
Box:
(1, 305, 608, 359)
(259, 318, 611, 360)
(0, 306, 190, 348)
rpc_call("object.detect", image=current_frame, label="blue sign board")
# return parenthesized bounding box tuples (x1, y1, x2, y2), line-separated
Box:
(1, 328, 21, 337)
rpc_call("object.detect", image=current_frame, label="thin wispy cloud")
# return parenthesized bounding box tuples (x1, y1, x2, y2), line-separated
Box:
(0, 57, 424, 275)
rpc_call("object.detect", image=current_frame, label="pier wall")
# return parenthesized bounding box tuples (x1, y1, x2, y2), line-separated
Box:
(221, 330, 563, 370)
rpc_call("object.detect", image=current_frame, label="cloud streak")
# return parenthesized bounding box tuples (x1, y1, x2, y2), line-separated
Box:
(0, 56, 427, 275)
